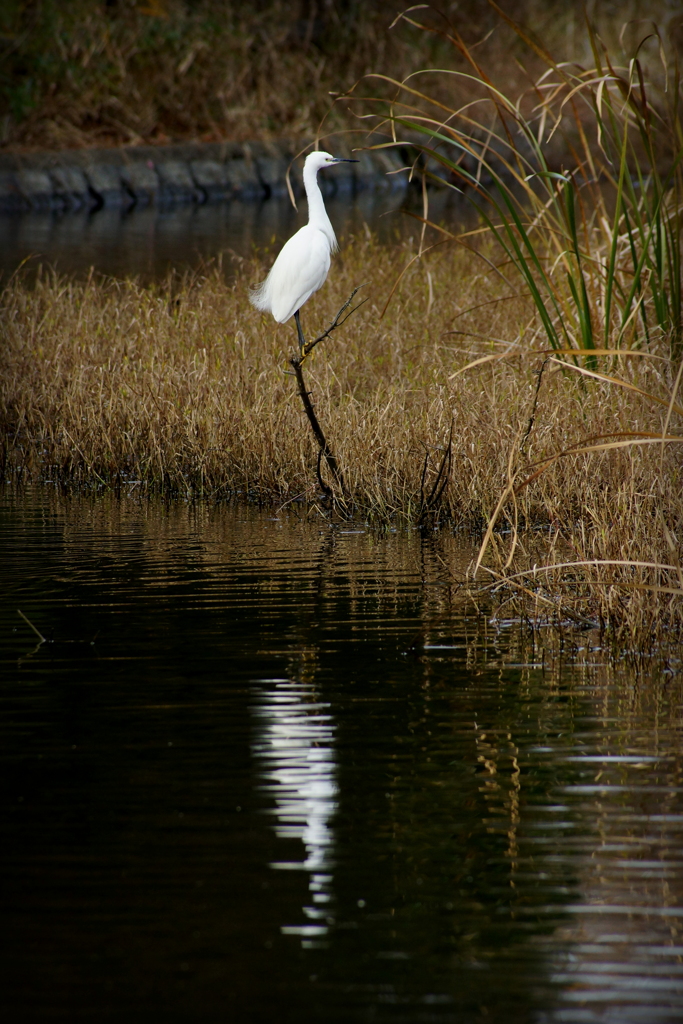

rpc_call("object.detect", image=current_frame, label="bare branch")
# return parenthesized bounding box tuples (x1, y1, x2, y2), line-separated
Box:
(287, 289, 365, 508)
(299, 287, 367, 361)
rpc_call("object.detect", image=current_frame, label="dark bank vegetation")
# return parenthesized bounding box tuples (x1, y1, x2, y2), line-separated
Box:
(2, 0, 679, 151)
(0, 0, 494, 149)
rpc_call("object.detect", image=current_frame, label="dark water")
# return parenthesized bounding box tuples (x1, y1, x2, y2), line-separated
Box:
(2, 487, 683, 1023)
(0, 189, 471, 283)
(0, 190, 420, 283)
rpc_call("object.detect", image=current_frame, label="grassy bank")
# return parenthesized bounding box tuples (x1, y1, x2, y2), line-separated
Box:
(2, 0, 678, 152)
(2, 239, 682, 650)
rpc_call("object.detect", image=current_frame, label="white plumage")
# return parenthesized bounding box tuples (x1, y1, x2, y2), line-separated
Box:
(254, 222, 334, 323)
(250, 151, 354, 343)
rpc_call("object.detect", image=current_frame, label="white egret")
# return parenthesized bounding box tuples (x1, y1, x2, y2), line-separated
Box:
(250, 150, 357, 353)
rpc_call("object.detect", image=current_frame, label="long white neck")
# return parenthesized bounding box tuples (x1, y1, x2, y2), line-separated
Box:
(304, 160, 337, 251)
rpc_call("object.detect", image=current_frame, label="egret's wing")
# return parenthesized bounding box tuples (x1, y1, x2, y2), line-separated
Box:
(264, 227, 332, 323)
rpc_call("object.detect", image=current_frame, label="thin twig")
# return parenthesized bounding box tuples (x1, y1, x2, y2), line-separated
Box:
(418, 420, 453, 523)
(18, 609, 46, 643)
(519, 355, 549, 454)
(299, 286, 367, 361)
(316, 448, 334, 499)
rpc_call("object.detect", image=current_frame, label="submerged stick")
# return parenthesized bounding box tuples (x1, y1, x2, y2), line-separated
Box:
(18, 608, 46, 643)
(289, 288, 366, 502)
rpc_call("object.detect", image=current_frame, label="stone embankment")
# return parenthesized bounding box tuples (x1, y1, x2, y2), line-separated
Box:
(0, 140, 409, 212)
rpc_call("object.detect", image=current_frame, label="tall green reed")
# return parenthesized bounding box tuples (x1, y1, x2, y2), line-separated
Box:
(359, 4, 683, 359)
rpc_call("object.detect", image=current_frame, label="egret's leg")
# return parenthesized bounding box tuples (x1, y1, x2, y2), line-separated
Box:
(294, 310, 306, 356)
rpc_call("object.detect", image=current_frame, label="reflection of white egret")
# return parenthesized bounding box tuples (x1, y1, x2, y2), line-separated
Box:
(251, 680, 338, 946)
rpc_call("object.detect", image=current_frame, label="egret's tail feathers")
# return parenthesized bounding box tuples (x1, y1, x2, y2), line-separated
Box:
(249, 281, 270, 313)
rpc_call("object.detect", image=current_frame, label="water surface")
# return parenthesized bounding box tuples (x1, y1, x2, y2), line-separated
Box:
(2, 487, 683, 1023)
(0, 189, 468, 283)
(0, 193, 403, 283)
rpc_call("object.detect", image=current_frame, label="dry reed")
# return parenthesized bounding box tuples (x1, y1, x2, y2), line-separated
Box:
(2, 233, 682, 651)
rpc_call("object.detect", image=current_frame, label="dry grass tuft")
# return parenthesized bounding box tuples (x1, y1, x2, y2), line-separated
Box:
(2, 234, 682, 650)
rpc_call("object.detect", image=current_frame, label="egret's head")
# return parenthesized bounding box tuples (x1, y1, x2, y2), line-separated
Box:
(305, 151, 358, 172)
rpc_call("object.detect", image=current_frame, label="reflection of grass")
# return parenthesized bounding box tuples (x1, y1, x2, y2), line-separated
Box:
(2, 231, 682, 648)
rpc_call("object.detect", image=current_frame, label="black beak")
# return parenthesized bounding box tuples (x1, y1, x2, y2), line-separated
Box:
(334, 158, 359, 163)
